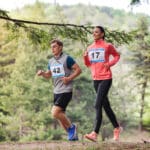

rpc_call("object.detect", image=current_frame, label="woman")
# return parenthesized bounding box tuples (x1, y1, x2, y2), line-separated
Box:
(83, 26, 122, 142)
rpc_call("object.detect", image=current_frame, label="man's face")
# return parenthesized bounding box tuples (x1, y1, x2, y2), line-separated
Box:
(51, 42, 62, 56)
(93, 27, 104, 41)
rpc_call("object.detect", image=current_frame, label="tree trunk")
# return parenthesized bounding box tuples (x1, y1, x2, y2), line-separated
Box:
(139, 77, 147, 131)
(53, 120, 58, 130)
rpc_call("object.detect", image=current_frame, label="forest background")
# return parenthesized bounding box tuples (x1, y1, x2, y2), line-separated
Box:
(0, 0, 150, 143)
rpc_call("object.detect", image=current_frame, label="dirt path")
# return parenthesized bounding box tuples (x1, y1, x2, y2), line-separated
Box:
(0, 141, 150, 150)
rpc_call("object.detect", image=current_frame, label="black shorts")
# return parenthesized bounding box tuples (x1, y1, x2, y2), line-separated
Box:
(53, 92, 72, 111)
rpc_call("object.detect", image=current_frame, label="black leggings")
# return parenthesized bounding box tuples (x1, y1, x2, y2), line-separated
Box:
(93, 79, 119, 134)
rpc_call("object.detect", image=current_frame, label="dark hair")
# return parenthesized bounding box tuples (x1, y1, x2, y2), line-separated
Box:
(50, 39, 63, 47)
(95, 26, 105, 40)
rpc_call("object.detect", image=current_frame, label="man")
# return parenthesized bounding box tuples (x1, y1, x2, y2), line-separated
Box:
(37, 39, 81, 141)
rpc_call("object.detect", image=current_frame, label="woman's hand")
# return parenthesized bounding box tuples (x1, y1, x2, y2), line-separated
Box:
(84, 50, 88, 56)
(103, 63, 110, 71)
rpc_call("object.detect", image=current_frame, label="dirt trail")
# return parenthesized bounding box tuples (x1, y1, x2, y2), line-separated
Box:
(0, 141, 150, 150)
(0, 130, 149, 150)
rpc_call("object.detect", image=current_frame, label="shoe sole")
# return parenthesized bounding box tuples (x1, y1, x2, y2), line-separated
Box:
(84, 135, 97, 142)
(69, 137, 78, 141)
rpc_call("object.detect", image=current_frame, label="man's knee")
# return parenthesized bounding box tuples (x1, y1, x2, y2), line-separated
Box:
(51, 106, 61, 119)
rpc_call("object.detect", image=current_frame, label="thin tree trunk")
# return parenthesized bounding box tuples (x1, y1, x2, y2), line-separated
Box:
(139, 77, 147, 131)
(53, 120, 58, 130)
(19, 111, 23, 139)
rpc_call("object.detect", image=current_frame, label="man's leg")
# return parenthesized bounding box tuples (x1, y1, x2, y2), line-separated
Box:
(51, 105, 71, 131)
(51, 105, 78, 140)
(52, 92, 78, 140)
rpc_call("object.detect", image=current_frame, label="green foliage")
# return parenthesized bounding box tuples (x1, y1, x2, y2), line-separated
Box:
(105, 28, 133, 46)
(0, 3, 134, 50)
(0, 9, 9, 17)
(130, 0, 150, 5)
(126, 16, 150, 130)
(0, 128, 6, 141)
(130, 0, 141, 5)
(0, 2, 150, 142)
(128, 16, 150, 78)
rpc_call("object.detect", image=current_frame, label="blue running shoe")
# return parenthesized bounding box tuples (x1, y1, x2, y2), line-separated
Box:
(67, 124, 78, 141)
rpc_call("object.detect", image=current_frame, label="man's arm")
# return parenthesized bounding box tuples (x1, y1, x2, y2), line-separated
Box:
(61, 63, 82, 84)
(37, 70, 51, 79)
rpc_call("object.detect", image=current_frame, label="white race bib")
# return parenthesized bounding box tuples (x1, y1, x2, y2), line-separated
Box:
(88, 48, 105, 62)
(50, 64, 65, 78)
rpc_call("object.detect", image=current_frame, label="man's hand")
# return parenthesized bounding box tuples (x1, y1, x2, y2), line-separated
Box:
(61, 77, 71, 84)
(61, 63, 81, 84)
(37, 70, 44, 76)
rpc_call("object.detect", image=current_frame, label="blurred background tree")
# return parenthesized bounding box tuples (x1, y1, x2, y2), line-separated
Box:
(0, 1, 150, 142)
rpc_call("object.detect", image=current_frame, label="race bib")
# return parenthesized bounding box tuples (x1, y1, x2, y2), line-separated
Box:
(50, 64, 65, 78)
(88, 48, 105, 62)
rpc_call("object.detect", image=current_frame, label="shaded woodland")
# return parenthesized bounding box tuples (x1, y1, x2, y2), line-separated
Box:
(0, 1, 150, 143)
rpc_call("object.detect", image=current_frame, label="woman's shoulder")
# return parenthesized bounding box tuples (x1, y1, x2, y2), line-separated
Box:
(87, 42, 96, 49)
(103, 41, 114, 49)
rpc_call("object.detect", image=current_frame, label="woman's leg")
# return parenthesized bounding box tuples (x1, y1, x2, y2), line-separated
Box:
(103, 97, 119, 128)
(84, 79, 112, 141)
(93, 79, 112, 133)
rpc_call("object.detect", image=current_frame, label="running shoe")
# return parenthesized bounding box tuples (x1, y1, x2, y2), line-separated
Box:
(84, 131, 97, 142)
(113, 127, 123, 141)
(67, 124, 78, 141)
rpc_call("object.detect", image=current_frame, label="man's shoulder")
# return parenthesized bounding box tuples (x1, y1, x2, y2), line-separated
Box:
(63, 53, 74, 60)
(49, 57, 55, 61)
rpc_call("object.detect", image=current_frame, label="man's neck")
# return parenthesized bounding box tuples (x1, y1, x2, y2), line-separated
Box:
(54, 52, 63, 59)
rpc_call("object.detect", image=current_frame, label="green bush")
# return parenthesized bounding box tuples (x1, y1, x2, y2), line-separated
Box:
(0, 128, 6, 141)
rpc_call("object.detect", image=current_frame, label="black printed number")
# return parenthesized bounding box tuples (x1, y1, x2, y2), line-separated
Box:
(53, 67, 60, 73)
(91, 52, 100, 59)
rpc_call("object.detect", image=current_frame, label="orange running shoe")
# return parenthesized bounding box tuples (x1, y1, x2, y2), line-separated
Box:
(84, 131, 98, 142)
(113, 127, 123, 141)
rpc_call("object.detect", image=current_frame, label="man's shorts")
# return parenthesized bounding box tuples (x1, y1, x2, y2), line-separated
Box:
(53, 92, 72, 111)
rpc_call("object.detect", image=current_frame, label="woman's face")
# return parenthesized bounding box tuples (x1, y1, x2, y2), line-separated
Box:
(93, 27, 104, 41)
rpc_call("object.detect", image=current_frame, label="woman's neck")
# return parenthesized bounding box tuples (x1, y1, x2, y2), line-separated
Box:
(94, 38, 103, 42)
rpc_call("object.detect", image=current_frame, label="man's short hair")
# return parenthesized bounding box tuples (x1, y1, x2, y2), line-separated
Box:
(50, 39, 63, 47)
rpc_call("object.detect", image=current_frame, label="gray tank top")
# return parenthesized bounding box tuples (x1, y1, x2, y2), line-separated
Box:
(49, 53, 73, 94)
